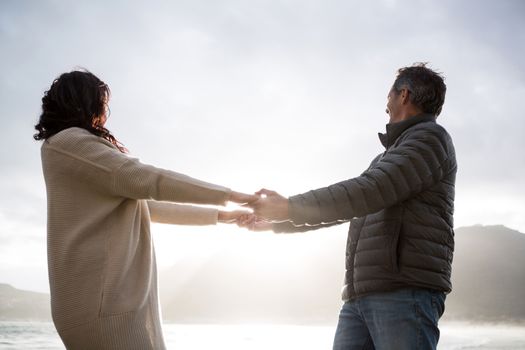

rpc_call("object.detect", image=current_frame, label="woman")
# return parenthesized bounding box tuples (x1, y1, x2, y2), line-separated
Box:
(34, 70, 255, 349)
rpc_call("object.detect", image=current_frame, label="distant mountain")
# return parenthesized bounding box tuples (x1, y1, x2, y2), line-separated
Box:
(158, 229, 346, 324)
(158, 224, 525, 323)
(0, 283, 51, 320)
(2, 225, 525, 323)
(444, 225, 525, 322)
(158, 241, 344, 324)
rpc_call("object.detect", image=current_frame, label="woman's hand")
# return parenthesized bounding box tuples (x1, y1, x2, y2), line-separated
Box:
(218, 210, 252, 223)
(228, 190, 259, 205)
(237, 213, 273, 232)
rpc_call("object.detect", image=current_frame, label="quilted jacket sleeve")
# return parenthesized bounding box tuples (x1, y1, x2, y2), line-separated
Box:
(272, 219, 347, 233)
(289, 123, 455, 225)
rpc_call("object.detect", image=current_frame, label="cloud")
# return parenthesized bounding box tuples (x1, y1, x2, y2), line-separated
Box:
(0, 0, 524, 291)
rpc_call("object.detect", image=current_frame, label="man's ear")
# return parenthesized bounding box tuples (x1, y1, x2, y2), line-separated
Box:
(400, 88, 410, 105)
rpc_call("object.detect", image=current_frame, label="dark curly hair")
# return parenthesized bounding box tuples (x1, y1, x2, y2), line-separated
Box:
(34, 70, 126, 152)
(393, 62, 446, 117)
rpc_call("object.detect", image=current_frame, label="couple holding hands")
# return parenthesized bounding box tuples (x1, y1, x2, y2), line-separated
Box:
(36, 63, 455, 350)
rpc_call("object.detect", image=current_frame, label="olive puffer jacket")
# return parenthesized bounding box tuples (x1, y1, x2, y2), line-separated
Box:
(279, 113, 457, 300)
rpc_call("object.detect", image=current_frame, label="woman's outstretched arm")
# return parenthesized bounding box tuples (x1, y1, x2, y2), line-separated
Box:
(147, 201, 250, 226)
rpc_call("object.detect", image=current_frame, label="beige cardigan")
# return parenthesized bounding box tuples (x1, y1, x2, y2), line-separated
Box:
(41, 127, 230, 349)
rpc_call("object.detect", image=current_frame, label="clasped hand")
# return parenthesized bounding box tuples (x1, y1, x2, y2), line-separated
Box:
(222, 188, 289, 231)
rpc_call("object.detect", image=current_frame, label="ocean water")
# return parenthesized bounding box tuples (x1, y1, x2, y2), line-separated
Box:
(1, 321, 524, 349)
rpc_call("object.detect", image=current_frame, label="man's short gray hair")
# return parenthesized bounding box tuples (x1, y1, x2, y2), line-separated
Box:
(393, 63, 446, 116)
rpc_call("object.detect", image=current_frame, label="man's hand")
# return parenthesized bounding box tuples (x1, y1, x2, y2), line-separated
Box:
(237, 213, 273, 231)
(247, 188, 290, 222)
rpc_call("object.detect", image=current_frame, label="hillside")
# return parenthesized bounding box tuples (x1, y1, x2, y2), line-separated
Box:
(158, 224, 525, 323)
(445, 225, 525, 321)
(0, 283, 51, 320)
(158, 239, 345, 324)
(2, 225, 524, 323)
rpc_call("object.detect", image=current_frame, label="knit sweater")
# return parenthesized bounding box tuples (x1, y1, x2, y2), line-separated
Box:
(41, 127, 230, 350)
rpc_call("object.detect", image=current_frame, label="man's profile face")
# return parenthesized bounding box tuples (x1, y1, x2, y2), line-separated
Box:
(386, 86, 399, 121)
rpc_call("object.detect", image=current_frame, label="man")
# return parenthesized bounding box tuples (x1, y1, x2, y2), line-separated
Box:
(243, 63, 456, 350)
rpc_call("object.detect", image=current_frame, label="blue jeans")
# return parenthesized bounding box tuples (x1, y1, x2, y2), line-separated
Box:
(333, 288, 446, 350)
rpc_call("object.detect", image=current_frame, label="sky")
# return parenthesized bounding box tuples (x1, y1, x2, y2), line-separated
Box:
(0, 0, 524, 293)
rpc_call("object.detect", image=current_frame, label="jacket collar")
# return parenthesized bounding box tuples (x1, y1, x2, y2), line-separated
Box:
(378, 113, 436, 148)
